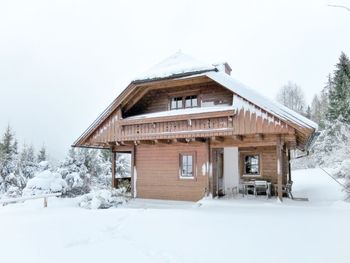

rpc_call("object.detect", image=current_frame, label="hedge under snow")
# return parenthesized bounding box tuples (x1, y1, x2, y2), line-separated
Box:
(78, 188, 130, 209)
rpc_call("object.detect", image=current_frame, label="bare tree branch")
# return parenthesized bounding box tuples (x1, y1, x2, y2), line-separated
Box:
(328, 4, 350, 12)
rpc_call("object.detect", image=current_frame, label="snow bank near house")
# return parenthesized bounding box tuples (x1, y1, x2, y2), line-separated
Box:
(0, 168, 349, 263)
(78, 188, 130, 209)
(22, 170, 67, 196)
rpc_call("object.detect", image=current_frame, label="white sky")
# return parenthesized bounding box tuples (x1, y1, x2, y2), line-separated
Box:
(0, 0, 349, 160)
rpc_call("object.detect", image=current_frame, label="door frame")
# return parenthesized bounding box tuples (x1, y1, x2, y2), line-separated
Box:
(212, 148, 224, 197)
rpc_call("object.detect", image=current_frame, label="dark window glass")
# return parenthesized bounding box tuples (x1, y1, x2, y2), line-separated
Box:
(171, 97, 183, 110)
(244, 155, 259, 175)
(185, 95, 198, 108)
(181, 154, 193, 177)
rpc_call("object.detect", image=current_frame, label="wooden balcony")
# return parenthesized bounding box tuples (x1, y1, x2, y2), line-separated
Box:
(118, 108, 236, 141)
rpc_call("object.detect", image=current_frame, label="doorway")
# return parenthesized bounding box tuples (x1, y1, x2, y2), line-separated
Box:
(212, 148, 224, 197)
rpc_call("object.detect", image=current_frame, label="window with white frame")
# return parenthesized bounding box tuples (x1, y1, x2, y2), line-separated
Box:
(180, 153, 194, 178)
(170, 95, 198, 110)
(171, 97, 183, 110)
(185, 95, 198, 108)
(244, 155, 260, 176)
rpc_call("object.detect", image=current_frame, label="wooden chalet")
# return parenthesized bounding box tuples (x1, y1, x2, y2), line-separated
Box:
(73, 52, 318, 201)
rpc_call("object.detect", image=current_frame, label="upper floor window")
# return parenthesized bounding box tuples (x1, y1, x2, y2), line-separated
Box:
(171, 97, 183, 110)
(170, 95, 198, 110)
(185, 95, 198, 108)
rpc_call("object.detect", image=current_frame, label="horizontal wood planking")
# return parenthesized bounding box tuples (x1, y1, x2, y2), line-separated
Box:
(239, 146, 288, 184)
(136, 143, 208, 201)
(124, 82, 233, 117)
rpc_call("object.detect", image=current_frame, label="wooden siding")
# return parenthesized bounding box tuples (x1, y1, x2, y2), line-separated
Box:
(136, 143, 209, 201)
(124, 82, 233, 117)
(83, 109, 295, 146)
(239, 146, 288, 185)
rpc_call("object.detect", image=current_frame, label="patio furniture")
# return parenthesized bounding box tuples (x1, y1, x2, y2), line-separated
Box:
(254, 180, 271, 198)
(241, 180, 255, 196)
(274, 181, 293, 199)
(240, 180, 271, 198)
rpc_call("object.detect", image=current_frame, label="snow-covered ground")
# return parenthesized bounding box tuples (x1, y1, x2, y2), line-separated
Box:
(0, 168, 349, 263)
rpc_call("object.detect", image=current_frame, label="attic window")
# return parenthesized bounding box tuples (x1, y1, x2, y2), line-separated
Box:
(171, 95, 198, 110)
(171, 97, 183, 110)
(185, 95, 198, 108)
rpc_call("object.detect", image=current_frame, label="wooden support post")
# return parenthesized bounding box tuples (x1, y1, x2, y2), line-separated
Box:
(111, 151, 117, 188)
(131, 145, 136, 198)
(207, 138, 212, 197)
(276, 136, 283, 201)
(288, 149, 291, 183)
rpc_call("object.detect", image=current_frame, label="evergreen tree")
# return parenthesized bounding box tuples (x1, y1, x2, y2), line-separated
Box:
(305, 105, 312, 119)
(19, 144, 38, 180)
(101, 149, 111, 162)
(0, 125, 17, 176)
(37, 144, 47, 162)
(327, 52, 350, 123)
(310, 94, 322, 124)
(0, 126, 22, 194)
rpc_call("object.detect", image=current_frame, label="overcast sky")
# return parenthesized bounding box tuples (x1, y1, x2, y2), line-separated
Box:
(0, 0, 349, 160)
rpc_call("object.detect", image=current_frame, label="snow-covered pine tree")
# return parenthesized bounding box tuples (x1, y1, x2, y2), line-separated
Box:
(305, 105, 312, 119)
(37, 144, 47, 162)
(0, 126, 23, 195)
(327, 52, 350, 123)
(57, 148, 91, 196)
(310, 94, 322, 124)
(19, 143, 38, 181)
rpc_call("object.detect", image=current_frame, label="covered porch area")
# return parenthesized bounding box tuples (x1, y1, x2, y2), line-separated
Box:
(210, 136, 293, 200)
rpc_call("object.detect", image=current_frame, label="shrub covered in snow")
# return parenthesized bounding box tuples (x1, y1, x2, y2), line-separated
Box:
(292, 120, 350, 169)
(78, 188, 129, 209)
(22, 170, 67, 196)
(57, 148, 91, 196)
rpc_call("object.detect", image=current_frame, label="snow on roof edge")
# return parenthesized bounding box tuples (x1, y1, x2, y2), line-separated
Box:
(205, 71, 318, 130)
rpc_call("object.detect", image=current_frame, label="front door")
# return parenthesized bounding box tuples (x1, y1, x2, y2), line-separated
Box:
(212, 149, 224, 197)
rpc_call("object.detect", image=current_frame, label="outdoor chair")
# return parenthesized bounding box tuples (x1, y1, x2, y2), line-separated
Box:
(274, 181, 294, 199)
(285, 181, 293, 199)
(244, 183, 255, 196)
(254, 180, 269, 198)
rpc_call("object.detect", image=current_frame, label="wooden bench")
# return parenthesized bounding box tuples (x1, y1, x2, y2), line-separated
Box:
(0, 192, 62, 208)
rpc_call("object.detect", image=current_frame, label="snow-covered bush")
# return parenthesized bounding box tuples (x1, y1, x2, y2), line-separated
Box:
(22, 170, 67, 196)
(292, 120, 350, 169)
(57, 148, 91, 196)
(78, 188, 129, 209)
(332, 159, 350, 179)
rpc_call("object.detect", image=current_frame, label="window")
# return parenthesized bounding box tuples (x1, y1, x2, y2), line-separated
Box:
(180, 153, 195, 178)
(171, 97, 183, 110)
(244, 155, 260, 176)
(185, 95, 198, 108)
(170, 95, 198, 110)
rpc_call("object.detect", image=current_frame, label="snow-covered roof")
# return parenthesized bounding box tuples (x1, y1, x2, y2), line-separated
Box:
(73, 52, 317, 148)
(125, 106, 234, 120)
(205, 72, 318, 130)
(134, 51, 217, 81)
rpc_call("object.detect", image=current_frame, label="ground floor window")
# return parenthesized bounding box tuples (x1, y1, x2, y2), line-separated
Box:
(180, 153, 195, 179)
(243, 154, 260, 176)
